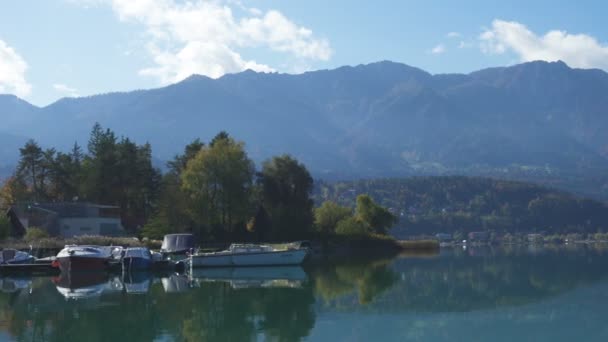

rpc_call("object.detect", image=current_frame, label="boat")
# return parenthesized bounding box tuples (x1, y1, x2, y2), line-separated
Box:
(121, 247, 160, 271)
(189, 243, 309, 268)
(0, 249, 36, 264)
(55, 245, 123, 272)
(161, 234, 195, 258)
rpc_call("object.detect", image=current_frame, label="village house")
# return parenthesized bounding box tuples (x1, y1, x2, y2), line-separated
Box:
(12, 202, 125, 238)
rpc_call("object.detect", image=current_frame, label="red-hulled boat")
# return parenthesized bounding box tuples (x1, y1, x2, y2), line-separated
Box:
(55, 245, 123, 272)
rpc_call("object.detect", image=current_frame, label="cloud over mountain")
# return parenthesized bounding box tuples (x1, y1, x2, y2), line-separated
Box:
(480, 19, 608, 70)
(109, 0, 332, 84)
(0, 39, 31, 98)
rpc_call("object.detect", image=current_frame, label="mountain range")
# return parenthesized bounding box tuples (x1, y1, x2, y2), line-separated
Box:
(2, 60, 608, 196)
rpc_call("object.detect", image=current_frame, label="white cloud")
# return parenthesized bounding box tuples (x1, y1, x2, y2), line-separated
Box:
(447, 32, 461, 38)
(53, 83, 79, 97)
(431, 44, 446, 54)
(0, 39, 31, 98)
(106, 0, 332, 84)
(480, 19, 608, 70)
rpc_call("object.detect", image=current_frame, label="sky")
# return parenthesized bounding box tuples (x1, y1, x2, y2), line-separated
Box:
(0, 0, 607, 106)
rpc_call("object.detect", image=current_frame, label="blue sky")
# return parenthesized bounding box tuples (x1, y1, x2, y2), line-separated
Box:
(0, 0, 607, 106)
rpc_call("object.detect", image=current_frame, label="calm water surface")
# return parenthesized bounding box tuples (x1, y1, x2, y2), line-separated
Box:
(1, 245, 608, 341)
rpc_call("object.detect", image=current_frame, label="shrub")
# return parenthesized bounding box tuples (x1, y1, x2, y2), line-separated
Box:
(24, 227, 49, 241)
(335, 217, 370, 237)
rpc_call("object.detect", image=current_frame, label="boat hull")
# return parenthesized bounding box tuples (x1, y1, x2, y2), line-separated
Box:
(190, 249, 308, 268)
(56, 256, 109, 272)
(190, 254, 232, 267)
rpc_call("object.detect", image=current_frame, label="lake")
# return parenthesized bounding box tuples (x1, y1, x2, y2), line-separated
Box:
(1, 244, 608, 341)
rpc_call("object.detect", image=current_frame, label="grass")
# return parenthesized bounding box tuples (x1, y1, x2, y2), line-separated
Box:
(397, 240, 440, 250)
(0, 235, 160, 250)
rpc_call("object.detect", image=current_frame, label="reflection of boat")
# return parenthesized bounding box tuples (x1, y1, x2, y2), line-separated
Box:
(53, 272, 123, 300)
(190, 266, 307, 289)
(190, 243, 309, 267)
(161, 274, 190, 293)
(56, 245, 123, 272)
(122, 272, 151, 294)
(0, 249, 36, 264)
(0, 277, 32, 293)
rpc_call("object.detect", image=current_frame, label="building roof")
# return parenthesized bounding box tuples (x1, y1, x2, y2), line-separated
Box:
(17, 202, 120, 218)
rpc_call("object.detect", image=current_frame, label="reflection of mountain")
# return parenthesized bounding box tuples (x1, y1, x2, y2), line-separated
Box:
(318, 246, 608, 313)
(0, 247, 606, 341)
(309, 278, 608, 342)
(190, 266, 308, 289)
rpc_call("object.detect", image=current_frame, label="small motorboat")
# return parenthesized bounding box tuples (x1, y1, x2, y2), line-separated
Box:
(55, 245, 123, 272)
(189, 243, 309, 268)
(161, 234, 195, 256)
(121, 247, 160, 271)
(0, 249, 36, 265)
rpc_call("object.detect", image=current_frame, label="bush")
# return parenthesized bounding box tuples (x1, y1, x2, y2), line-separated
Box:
(24, 227, 49, 241)
(335, 217, 370, 237)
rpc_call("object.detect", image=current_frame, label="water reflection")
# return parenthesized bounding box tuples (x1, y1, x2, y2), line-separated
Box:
(0, 245, 606, 341)
(190, 266, 307, 289)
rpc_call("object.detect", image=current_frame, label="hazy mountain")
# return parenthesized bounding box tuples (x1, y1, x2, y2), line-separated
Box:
(1, 60, 608, 186)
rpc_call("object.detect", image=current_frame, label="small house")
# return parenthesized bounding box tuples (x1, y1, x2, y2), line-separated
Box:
(435, 233, 452, 241)
(12, 202, 125, 238)
(467, 231, 490, 242)
(527, 233, 544, 243)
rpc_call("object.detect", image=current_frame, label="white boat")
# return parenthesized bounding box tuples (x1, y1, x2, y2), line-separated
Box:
(55, 245, 123, 272)
(189, 243, 309, 268)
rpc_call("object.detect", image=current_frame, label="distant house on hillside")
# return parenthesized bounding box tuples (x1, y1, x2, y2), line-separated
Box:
(12, 203, 125, 238)
(435, 233, 452, 241)
(527, 233, 544, 243)
(468, 231, 490, 242)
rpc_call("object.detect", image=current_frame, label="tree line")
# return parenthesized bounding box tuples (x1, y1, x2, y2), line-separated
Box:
(0, 124, 396, 242)
(315, 176, 608, 237)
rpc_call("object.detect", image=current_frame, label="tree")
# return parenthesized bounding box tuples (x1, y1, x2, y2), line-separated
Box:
(181, 133, 254, 239)
(258, 155, 314, 239)
(0, 177, 28, 207)
(335, 216, 370, 236)
(16, 140, 47, 200)
(47, 151, 81, 201)
(82, 123, 119, 203)
(314, 201, 352, 235)
(167, 138, 204, 175)
(355, 194, 397, 234)
(246, 205, 271, 241)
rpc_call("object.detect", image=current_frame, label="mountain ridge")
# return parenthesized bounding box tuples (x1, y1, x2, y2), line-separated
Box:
(1, 59, 608, 198)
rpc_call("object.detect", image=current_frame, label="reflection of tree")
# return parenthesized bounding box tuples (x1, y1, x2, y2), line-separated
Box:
(312, 258, 398, 305)
(370, 247, 608, 312)
(178, 282, 316, 342)
(0, 274, 317, 342)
